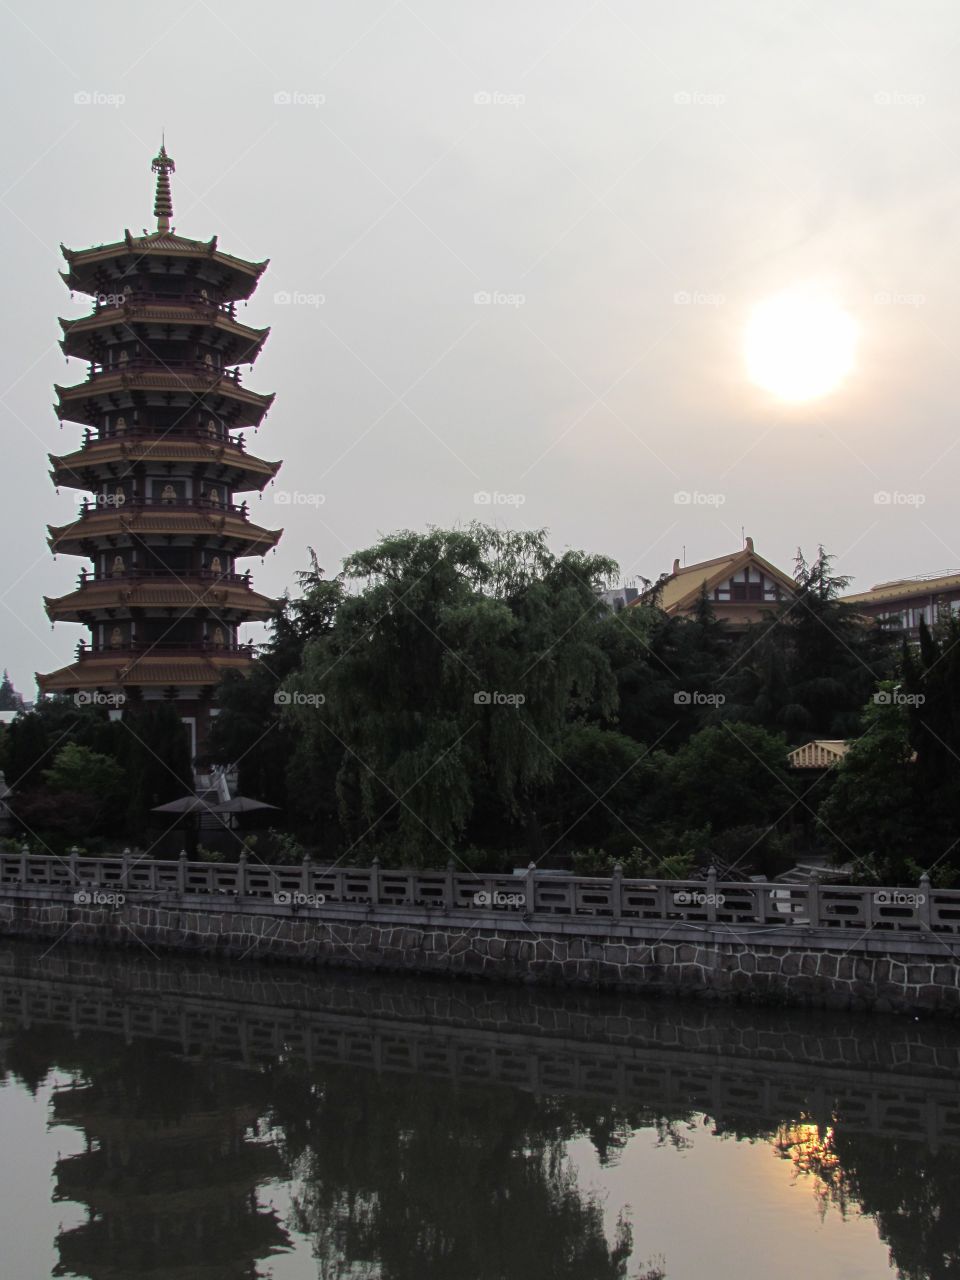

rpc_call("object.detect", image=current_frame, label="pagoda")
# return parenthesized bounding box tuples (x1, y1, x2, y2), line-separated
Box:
(38, 144, 283, 758)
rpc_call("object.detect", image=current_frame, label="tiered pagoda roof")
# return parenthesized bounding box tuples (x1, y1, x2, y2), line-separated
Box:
(49, 434, 280, 493)
(39, 648, 260, 693)
(47, 504, 282, 558)
(60, 300, 270, 364)
(60, 230, 268, 299)
(45, 575, 276, 623)
(53, 368, 275, 429)
(37, 143, 284, 725)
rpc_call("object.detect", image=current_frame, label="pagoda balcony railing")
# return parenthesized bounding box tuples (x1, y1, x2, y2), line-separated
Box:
(83, 358, 243, 385)
(92, 291, 237, 318)
(78, 568, 253, 587)
(74, 640, 258, 659)
(80, 426, 247, 451)
(77, 497, 250, 518)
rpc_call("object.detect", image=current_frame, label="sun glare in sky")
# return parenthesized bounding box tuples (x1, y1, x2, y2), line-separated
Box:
(745, 288, 858, 402)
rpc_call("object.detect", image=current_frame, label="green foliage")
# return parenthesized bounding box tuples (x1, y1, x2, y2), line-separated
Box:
(195, 844, 227, 863)
(206, 555, 344, 833)
(5, 538, 939, 881)
(0, 669, 23, 711)
(287, 526, 617, 864)
(121, 703, 193, 831)
(572, 844, 697, 880)
(598, 596, 727, 751)
(261, 828, 307, 865)
(720, 547, 895, 740)
(816, 687, 919, 882)
(654, 722, 792, 832)
(537, 726, 656, 859)
(43, 742, 124, 802)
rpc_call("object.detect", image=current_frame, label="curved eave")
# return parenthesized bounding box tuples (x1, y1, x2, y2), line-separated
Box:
(54, 376, 275, 429)
(58, 308, 270, 363)
(48, 444, 282, 493)
(47, 512, 283, 558)
(44, 582, 276, 622)
(60, 236, 269, 301)
(37, 651, 257, 693)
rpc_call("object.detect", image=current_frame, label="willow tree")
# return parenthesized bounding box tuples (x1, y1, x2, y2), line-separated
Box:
(285, 526, 617, 864)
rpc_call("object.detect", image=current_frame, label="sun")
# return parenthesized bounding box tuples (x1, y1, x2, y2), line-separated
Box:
(745, 288, 858, 402)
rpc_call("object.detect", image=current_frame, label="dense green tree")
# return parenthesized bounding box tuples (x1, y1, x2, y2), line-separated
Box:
(655, 722, 791, 831)
(43, 741, 124, 795)
(815, 686, 921, 882)
(287, 526, 617, 864)
(905, 619, 960, 787)
(535, 725, 658, 859)
(0, 669, 23, 711)
(1, 699, 114, 791)
(1, 707, 51, 789)
(120, 702, 193, 833)
(632, 722, 794, 875)
(206, 553, 344, 833)
(599, 586, 728, 751)
(720, 548, 894, 740)
(10, 740, 126, 842)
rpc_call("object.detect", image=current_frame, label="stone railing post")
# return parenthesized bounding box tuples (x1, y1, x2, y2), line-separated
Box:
(369, 856, 380, 906)
(706, 865, 718, 924)
(611, 862, 623, 921)
(236, 852, 247, 898)
(807, 867, 821, 928)
(177, 850, 187, 895)
(444, 859, 456, 913)
(121, 847, 131, 892)
(919, 873, 932, 930)
(301, 852, 312, 897)
(525, 861, 537, 916)
(69, 845, 80, 892)
(19, 842, 29, 885)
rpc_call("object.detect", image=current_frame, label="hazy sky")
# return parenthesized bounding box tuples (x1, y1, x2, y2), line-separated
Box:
(2, 0, 959, 696)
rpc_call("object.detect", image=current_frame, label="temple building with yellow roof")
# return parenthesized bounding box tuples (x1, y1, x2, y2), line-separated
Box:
(37, 144, 283, 758)
(633, 536, 796, 630)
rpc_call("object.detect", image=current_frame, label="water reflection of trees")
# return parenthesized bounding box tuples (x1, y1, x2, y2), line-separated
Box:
(267, 1063, 637, 1279)
(773, 1122, 960, 1280)
(4, 979, 960, 1280)
(0, 1028, 644, 1280)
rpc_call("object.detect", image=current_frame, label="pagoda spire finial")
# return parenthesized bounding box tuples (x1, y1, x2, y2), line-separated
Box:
(151, 140, 175, 233)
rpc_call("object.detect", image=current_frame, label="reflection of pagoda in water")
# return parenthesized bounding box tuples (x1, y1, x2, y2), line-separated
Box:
(48, 1046, 289, 1279)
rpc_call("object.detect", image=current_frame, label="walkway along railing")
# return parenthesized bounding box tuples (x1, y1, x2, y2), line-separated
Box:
(0, 850, 955, 935)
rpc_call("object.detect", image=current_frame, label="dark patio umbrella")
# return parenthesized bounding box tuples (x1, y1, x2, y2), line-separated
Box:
(151, 795, 221, 815)
(210, 796, 280, 814)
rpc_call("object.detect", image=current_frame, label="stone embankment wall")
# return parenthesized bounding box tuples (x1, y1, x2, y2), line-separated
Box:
(2, 885, 959, 1015)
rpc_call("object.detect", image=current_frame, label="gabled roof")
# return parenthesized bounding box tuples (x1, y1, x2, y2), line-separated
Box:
(787, 740, 849, 769)
(638, 539, 797, 615)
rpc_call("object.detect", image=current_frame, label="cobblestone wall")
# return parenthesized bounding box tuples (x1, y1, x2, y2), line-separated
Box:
(2, 892, 958, 1014)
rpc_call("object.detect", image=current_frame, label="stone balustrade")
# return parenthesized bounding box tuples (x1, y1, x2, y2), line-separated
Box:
(0, 848, 948, 934)
(3, 850, 959, 1013)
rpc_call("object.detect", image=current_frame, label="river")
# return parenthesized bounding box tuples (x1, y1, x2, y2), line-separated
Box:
(0, 939, 956, 1279)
